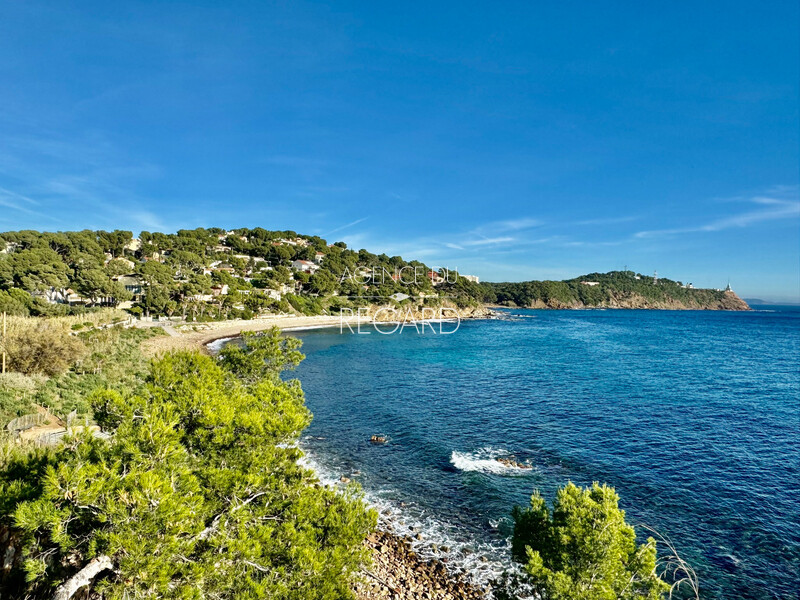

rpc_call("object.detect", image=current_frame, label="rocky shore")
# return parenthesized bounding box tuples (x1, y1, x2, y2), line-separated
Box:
(493, 290, 751, 311)
(354, 530, 487, 600)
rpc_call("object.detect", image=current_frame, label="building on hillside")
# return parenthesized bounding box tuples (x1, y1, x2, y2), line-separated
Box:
(210, 262, 236, 273)
(428, 271, 445, 285)
(214, 244, 231, 253)
(725, 282, 732, 292)
(461, 274, 480, 283)
(31, 287, 70, 304)
(581, 281, 600, 286)
(291, 260, 319, 274)
(211, 284, 229, 296)
(188, 293, 214, 302)
(124, 238, 142, 253)
(116, 276, 145, 301)
(314, 252, 325, 264)
(107, 257, 136, 270)
(0, 241, 20, 254)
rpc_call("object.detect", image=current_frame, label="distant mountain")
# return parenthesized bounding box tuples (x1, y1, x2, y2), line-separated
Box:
(744, 298, 800, 307)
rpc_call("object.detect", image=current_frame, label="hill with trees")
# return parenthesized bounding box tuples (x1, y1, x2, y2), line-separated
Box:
(0, 228, 486, 320)
(0, 229, 748, 318)
(486, 271, 750, 310)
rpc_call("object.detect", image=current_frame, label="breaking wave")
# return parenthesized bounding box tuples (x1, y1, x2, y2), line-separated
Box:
(450, 448, 534, 475)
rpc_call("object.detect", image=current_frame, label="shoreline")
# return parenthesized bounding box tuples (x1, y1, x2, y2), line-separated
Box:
(354, 529, 487, 600)
(139, 310, 491, 356)
(139, 314, 373, 355)
(142, 313, 497, 598)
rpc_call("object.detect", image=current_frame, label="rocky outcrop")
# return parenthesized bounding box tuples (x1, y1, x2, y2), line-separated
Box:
(354, 530, 485, 600)
(365, 302, 492, 322)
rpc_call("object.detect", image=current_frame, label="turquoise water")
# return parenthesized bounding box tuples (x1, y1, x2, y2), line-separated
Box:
(286, 308, 799, 599)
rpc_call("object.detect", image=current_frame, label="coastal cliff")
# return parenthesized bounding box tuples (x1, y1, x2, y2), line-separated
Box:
(486, 271, 751, 311)
(522, 290, 750, 311)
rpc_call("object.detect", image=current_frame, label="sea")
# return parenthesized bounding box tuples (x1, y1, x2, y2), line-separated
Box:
(231, 307, 800, 599)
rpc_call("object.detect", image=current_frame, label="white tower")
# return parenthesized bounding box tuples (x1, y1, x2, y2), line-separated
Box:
(653, 270, 658, 285)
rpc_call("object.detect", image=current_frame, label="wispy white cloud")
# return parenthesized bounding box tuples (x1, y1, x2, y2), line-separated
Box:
(0, 186, 37, 205)
(324, 216, 369, 236)
(462, 236, 515, 246)
(488, 217, 541, 231)
(0, 186, 56, 221)
(471, 216, 541, 235)
(0, 130, 168, 232)
(635, 193, 800, 239)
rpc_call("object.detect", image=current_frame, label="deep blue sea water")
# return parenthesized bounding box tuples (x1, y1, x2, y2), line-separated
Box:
(280, 307, 798, 599)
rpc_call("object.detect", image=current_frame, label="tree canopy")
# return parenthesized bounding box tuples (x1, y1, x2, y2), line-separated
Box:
(511, 482, 668, 600)
(0, 329, 375, 599)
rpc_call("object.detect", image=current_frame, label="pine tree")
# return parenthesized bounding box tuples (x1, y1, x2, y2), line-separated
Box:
(511, 482, 668, 600)
(1, 329, 375, 599)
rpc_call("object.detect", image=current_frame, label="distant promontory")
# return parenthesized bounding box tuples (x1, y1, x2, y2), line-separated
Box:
(485, 271, 750, 311)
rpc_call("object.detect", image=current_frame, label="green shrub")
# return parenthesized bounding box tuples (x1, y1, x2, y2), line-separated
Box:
(1, 329, 375, 599)
(511, 482, 668, 600)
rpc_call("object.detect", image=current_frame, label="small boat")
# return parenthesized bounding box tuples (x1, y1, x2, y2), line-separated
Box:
(370, 434, 388, 444)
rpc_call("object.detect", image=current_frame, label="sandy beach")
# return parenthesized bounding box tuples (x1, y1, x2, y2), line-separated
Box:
(138, 314, 368, 355)
(139, 307, 491, 356)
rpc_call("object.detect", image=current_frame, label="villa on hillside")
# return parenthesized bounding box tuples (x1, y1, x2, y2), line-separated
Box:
(428, 271, 445, 285)
(292, 259, 319, 274)
(116, 275, 145, 301)
(30, 287, 70, 304)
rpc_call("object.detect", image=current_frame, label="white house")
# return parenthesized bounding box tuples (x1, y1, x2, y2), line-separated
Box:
(1, 241, 20, 254)
(461, 274, 479, 283)
(314, 252, 325, 265)
(31, 287, 70, 304)
(581, 281, 600, 286)
(291, 260, 319, 274)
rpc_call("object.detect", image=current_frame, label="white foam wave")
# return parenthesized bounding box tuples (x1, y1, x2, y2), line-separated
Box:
(450, 448, 534, 475)
(298, 446, 514, 594)
(205, 336, 237, 354)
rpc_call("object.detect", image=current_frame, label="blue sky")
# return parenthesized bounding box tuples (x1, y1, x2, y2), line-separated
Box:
(0, 2, 798, 301)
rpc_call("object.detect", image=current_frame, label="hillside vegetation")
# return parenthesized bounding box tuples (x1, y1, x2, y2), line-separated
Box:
(487, 271, 749, 310)
(0, 228, 485, 320)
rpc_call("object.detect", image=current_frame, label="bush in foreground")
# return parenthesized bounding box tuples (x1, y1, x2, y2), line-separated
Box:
(510, 482, 669, 600)
(0, 329, 375, 600)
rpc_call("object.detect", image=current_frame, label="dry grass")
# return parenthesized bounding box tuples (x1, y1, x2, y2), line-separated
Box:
(3, 308, 128, 332)
(0, 311, 126, 377)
